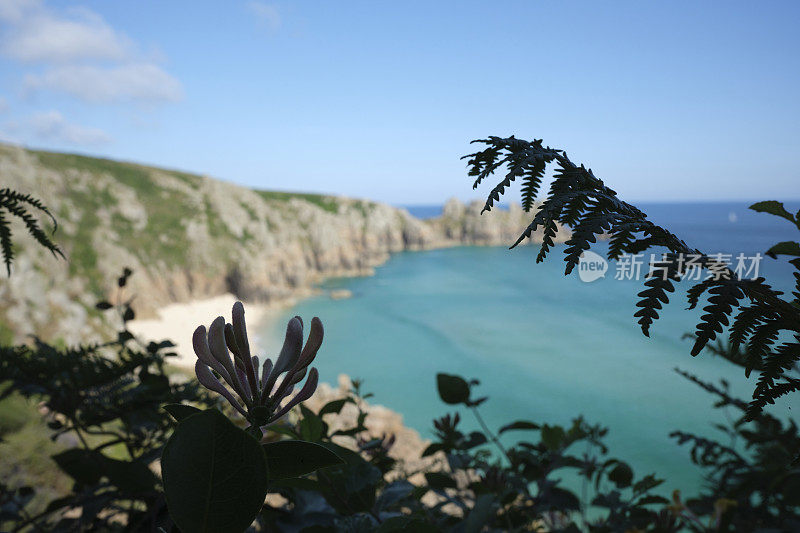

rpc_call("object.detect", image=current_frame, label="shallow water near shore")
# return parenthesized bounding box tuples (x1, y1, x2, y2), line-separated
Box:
(257, 202, 799, 496)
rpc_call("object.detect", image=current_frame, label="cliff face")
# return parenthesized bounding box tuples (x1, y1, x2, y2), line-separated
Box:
(430, 197, 571, 246)
(0, 143, 567, 343)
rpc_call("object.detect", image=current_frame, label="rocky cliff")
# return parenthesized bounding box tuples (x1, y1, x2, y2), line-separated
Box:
(0, 143, 568, 343)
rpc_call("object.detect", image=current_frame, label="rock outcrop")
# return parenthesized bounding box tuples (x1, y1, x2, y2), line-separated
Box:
(304, 374, 437, 478)
(430, 196, 571, 246)
(0, 143, 568, 343)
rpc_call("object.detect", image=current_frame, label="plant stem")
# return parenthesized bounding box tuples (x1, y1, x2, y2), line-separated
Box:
(469, 405, 511, 464)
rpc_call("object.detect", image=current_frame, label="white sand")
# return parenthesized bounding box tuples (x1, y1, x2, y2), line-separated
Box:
(127, 294, 284, 368)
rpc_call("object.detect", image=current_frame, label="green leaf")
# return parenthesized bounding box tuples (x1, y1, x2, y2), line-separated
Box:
(318, 441, 368, 466)
(163, 403, 201, 422)
(425, 472, 456, 490)
(766, 241, 800, 258)
(462, 431, 488, 449)
(436, 373, 470, 405)
(318, 398, 348, 416)
(161, 409, 268, 533)
(44, 495, 76, 514)
(464, 494, 496, 533)
(421, 443, 445, 457)
(499, 420, 541, 434)
(608, 462, 634, 488)
(376, 480, 415, 511)
(549, 487, 581, 511)
(267, 424, 301, 439)
(51, 449, 104, 486)
(52, 449, 156, 494)
(540, 424, 566, 450)
(102, 457, 158, 495)
(637, 494, 670, 505)
(750, 201, 796, 224)
(262, 440, 343, 480)
(632, 473, 664, 494)
(298, 404, 326, 442)
(148, 340, 176, 353)
(141, 372, 169, 392)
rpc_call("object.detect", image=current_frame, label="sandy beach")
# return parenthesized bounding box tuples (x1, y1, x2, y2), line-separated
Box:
(127, 293, 285, 368)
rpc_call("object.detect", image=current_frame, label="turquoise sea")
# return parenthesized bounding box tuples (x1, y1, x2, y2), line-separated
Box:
(258, 202, 799, 495)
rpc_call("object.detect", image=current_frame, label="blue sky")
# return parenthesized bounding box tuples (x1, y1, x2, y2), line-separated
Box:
(1, 1, 798, 204)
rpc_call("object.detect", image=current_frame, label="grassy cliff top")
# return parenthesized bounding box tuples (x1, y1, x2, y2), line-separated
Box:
(18, 145, 342, 211)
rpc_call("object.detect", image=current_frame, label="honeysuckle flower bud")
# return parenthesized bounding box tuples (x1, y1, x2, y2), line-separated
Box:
(193, 301, 323, 429)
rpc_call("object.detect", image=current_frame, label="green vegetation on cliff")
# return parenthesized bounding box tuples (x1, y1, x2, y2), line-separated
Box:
(0, 144, 408, 342)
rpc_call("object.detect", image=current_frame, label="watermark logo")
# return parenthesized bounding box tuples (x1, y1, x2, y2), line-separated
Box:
(578, 251, 608, 283)
(575, 251, 763, 283)
(614, 252, 762, 282)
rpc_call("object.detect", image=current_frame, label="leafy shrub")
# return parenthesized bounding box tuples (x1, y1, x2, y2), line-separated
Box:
(0, 270, 215, 531)
(669, 363, 800, 531)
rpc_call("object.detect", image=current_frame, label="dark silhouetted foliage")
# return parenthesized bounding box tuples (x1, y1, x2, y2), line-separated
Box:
(2, 155, 799, 531)
(465, 135, 800, 419)
(0, 188, 63, 275)
(0, 271, 214, 531)
(670, 364, 800, 531)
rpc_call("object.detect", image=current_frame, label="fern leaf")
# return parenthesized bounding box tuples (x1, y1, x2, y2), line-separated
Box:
(757, 339, 800, 394)
(0, 188, 64, 275)
(467, 135, 800, 415)
(0, 210, 13, 275)
(729, 304, 775, 351)
(634, 256, 680, 337)
(691, 282, 745, 356)
(520, 156, 548, 212)
(747, 377, 800, 421)
(563, 213, 615, 274)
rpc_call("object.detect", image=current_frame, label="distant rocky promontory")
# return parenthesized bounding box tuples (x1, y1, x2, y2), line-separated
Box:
(0, 143, 569, 343)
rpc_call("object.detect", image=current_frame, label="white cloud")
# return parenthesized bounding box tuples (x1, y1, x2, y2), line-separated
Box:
(25, 63, 183, 104)
(0, 0, 36, 24)
(0, 0, 129, 63)
(247, 2, 280, 30)
(0, 0, 182, 104)
(25, 110, 110, 145)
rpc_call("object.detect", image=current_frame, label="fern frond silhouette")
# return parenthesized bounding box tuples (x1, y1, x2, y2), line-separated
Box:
(465, 136, 800, 418)
(0, 188, 63, 275)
